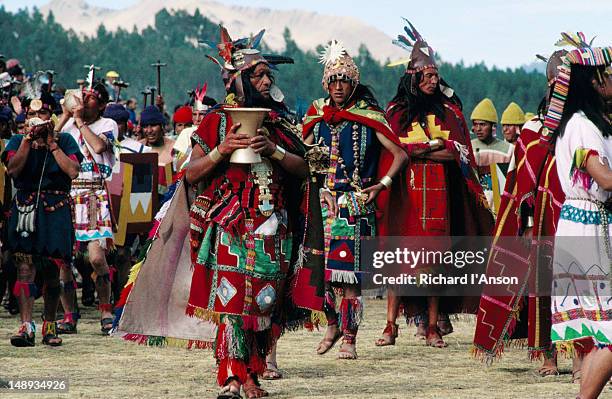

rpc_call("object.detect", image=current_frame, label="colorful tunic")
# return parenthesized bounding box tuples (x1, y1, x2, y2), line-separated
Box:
(65, 117, 117, 245)
(186, 108, 307, 385)
(473, 117, 563, 361)
(551, 111, 612, 352)
(304, 99, 382, 284)
(2, 134, 83, 262)
(472, 137, 514, 214)
(386, 101, 493, 318)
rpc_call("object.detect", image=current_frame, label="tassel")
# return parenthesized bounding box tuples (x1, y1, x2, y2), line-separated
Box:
(88, 191, 98, 231)
(13, 281, 38, 298)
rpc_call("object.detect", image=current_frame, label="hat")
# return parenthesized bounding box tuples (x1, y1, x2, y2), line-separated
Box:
(203, 26, 269, 102)
(0, 106, 12, 122)
(104, 103, 130, 123)
(106, 70, 119, 79)
(193, 83, 210, 111)
(388, 19, 457, 98)
(544, 32, 612, 132)
(501, 102, 525, 125)
(390, 19, 437, 74)
(140, 105, 165, 126)
(319, 40, 360, 92)
(471, 98, 498, 123)
(202, 26, 292, 105)
(173, 105, 193, 124)
(6, 59, 19, 70)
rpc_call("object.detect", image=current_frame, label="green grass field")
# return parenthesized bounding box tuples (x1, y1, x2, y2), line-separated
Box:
(0, 298, 593, 399)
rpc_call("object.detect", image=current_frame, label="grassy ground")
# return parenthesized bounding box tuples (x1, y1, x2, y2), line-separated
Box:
(0, 298, 595, 399)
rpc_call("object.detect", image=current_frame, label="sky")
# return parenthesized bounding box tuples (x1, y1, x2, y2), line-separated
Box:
(3, 0, 611, 68)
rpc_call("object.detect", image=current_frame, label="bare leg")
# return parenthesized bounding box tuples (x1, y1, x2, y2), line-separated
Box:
(425, 296, 447, 348)
(316, 285, 341, 355)
(375, 289, 400, 346)
(88, 241, 113, 331)
(573, 354, 584, 384)
(262, 342, 282, 380)
(338, 284, 361, 359)
(15, 262, 35, 324)
(10, 262, 36, 346)
(578, 348, 612, 399)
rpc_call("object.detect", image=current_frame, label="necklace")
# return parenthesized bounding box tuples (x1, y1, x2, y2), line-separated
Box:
(327, 121, 364, 191)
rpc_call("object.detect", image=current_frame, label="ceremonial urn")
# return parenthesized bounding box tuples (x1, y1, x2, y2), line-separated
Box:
(225, 107, 270, 164)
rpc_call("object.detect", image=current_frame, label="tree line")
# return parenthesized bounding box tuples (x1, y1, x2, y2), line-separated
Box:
(0, 6, 547, 120)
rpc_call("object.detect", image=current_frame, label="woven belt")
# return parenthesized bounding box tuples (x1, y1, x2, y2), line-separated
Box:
(72, 180, 104, 190)
(566, 197, 612, 278)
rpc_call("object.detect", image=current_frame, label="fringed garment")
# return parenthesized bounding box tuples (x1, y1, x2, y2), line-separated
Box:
(186, 108, 313, 385)
(473, 117, 562, 362)
(385, 101, 494, 321)
(551, 112, 611, 354)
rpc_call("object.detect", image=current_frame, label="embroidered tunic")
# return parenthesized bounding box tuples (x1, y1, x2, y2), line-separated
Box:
(551, 111, 612, 350)
(65, 117, 117, 244)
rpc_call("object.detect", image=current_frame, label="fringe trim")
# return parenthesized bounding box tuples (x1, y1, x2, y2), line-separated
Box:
(309, 311, 328, 329)
(121, 333, 214, 350)
(185, 304, 221, 325)
(329, 269, 359, 284)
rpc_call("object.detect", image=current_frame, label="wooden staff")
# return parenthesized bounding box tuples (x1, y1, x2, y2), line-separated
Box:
(150, 60, 167, 96)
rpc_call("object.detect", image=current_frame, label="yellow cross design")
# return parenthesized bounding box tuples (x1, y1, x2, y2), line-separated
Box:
(399, 115, 450, 144)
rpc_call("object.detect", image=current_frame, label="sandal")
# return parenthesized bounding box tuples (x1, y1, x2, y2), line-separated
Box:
(536, 365, 559, 377)
(316, 329, 342, 355)
(572, 369, 582, 384)
(337, 344, 358, 360)
(243, 375, 268, 399)
(375, 321, 398, 346)
(100, 318, 114, 335)
(218, 385, 242, 399)
(437, 315, 454, 336)
(41, 321, 62, 347)
(261, 362, 282, 380)
(57, 320, 78, 335)
(218, 377, 242, 399)
(10, 322, 35, 347)
(425, 326, 448, 348)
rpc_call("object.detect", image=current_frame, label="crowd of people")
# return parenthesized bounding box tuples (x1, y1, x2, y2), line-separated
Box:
(0, 22, 610, 399)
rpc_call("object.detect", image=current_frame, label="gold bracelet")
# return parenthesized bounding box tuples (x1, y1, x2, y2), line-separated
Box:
(270, 145, 286, 161)
(379, 175, 392, 189)
(209, 147, 223, 163)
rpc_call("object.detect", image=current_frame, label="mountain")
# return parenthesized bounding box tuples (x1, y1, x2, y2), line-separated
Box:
(39, 0, 405, 63)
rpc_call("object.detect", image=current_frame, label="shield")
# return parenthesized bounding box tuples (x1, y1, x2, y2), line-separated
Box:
(109, 152, 159, 246)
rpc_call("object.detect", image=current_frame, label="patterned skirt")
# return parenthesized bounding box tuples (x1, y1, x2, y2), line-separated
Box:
(551, 200, 612, 353)
(322, 190, 376, 285)
(71, 180, 114, 246)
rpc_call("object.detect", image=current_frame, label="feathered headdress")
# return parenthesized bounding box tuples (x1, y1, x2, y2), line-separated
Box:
(22, 71, 58, 112)
(544, 32, 612, 132)
(193, 82, 208, 111)
(388, 19, 437, 74)
(200, 25, 292, 104)
(318, 40, 360, 91)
